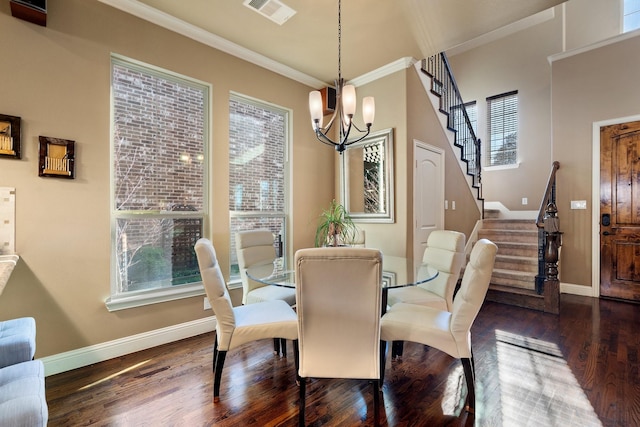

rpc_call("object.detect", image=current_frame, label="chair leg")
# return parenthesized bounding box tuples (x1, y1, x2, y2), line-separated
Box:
(299, 374, 306, 427)
(280, 338, 287, 357)
(213, 350, 227, 403)
(379, 340, 387, 389)
(273, 338, 280, 355)
(391, 340, 404, 358)
(373, 378, 380, 427)
(461, 357, 475, 413)
(212, 333, 218, 373)
(293, 339, 300, 384)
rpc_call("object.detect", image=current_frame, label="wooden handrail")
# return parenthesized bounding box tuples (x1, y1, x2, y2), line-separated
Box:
(536, 161, 560, 228)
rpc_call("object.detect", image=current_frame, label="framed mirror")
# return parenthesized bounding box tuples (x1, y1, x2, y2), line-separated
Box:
(341, 127, 394, 223)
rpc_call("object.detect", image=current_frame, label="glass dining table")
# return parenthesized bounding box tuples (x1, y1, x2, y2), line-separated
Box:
(246, 255, 439, 314)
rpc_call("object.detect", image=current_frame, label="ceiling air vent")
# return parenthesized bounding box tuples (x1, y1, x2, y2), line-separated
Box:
(243, 0, 296, 26)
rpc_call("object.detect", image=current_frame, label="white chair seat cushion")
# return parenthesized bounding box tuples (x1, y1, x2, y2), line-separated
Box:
(228, 300, 298, 350)
(380, 302, 466, 359)
(246, 285, 296, 306)
(386, 286, 447, 310)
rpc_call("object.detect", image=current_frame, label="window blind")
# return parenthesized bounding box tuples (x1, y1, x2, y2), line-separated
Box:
(487, 91, 518, 167)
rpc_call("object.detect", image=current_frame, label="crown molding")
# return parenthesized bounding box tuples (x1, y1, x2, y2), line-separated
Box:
(97, 0, 326, 88)
(348, 57, 418, 87)
(98, 0, 411, 89)
(447, 8, 555, 57)
(548, 27, 640, 64)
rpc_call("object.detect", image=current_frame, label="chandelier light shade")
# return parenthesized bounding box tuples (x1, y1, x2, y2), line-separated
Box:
(308, 0, 375, 154)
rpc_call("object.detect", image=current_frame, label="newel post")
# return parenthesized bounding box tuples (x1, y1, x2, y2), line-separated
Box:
(543, 203, 561, 314)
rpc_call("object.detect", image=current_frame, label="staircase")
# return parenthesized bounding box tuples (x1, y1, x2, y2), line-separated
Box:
(479, 209, 547, 311)
(418, 52, 561, 313)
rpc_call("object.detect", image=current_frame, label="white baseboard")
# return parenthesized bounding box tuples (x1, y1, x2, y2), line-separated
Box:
(484, 201, 537, 220)
(40, 316, 216, 377)
(560, 282, 595, 297)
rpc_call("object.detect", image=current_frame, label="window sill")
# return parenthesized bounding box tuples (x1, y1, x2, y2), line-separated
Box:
(105, 282, 205, 312)
(484, 163, 520, 172)
(227, 278, 242, 290)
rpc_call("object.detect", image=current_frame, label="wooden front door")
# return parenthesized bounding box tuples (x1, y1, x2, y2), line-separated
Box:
(600, 120, 640, 301)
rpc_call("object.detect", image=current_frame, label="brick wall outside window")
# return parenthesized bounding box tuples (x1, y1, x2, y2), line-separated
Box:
(229, 97, 287, 276)
(112, 58, 207, 294)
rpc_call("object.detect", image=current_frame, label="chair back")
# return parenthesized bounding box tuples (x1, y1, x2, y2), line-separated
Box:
(450, 238, 497, 355)
(349, 229, 366, 247)
(295, 247, 383, 380)
(418, 230, 466, 311)
(236, 229, 276, 304)
(195, 238, 236, 350)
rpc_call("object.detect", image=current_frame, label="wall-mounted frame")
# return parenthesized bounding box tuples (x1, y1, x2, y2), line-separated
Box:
(0, 114, 21, 159)
(341, 127, 395, 223)
(38, 136, 75, 179)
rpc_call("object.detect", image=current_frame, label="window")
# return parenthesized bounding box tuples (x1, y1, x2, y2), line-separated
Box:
(107, 55, 210, 311)
(486, 91, 518, 167)
(624, 0, 640, 32)
(228, 94, 289, 281)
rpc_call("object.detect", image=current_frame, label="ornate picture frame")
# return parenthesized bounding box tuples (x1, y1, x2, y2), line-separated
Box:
(38, 136, 75, 179)
(0, 114, 21, 159)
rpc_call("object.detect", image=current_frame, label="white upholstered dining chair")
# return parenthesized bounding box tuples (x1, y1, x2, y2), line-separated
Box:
(236, 229, 296, 306)
(386, 229, 465, 358)
(387, 229, 466, 312)
(380, 238, 497, 413)
(236, 229, 296, 355)
(295, 247, 383, 427)
(195, 238, 298, 403)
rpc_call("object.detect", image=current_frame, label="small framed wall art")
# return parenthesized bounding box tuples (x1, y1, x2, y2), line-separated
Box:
(38, 136, 75, 179)
(0, 114, 21, 159)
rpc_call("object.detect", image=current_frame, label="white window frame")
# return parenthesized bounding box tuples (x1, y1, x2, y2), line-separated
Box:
(106, 54, 211, 311)
(228, 93, 291, 287)
(623, 0, 640, 32)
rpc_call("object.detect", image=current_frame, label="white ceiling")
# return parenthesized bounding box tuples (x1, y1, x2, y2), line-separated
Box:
(102, 0, 566, 86)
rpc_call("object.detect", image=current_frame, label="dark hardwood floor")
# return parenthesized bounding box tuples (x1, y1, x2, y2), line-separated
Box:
(46, 295, 640, 426)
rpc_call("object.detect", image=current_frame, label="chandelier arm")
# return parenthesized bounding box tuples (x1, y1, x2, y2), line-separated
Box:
(315, 132, 340, 148)
(343, 128, 372, 147)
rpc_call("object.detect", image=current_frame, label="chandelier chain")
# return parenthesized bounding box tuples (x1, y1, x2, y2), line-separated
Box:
(338, 0, 342, 82)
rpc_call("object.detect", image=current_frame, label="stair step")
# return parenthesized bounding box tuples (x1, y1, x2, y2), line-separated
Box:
(494, 254, 538, 273)
(490, 268, 536, 291)
(482, 218, 538, 230)
(493, 241, 538, 258)
(486, 285, 545, 311)
(479, 229, 538, 244)
(484, 209, 500, 219)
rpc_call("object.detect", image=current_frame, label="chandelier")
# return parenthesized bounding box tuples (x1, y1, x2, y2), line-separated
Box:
(308, 0, 375, 154)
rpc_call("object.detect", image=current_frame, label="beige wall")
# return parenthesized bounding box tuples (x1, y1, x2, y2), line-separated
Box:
(445, 0, 640, 290)
(551, 34, 640, 287)
(345, 71, 411, 257)
(406, 67, 480, 244)
(565, 0, 621, 50)
(0, 0, 335, 358)
(447, 8, 562, 212)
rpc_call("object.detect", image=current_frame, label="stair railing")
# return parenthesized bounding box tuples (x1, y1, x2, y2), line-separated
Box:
(534, 161, 561, 314)
(421, 53, 482, 200)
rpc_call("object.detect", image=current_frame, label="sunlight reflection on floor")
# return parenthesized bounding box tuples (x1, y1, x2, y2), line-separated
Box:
(440, 363, 466, 415)
(495, 330, 602, 427)
(78, 360, 151, 390)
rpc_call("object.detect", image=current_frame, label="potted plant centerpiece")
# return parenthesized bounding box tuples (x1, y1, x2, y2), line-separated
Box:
(315, 199, 358, 247)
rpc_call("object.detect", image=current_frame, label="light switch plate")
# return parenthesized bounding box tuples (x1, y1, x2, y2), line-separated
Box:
(571, 200, 587, 209)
